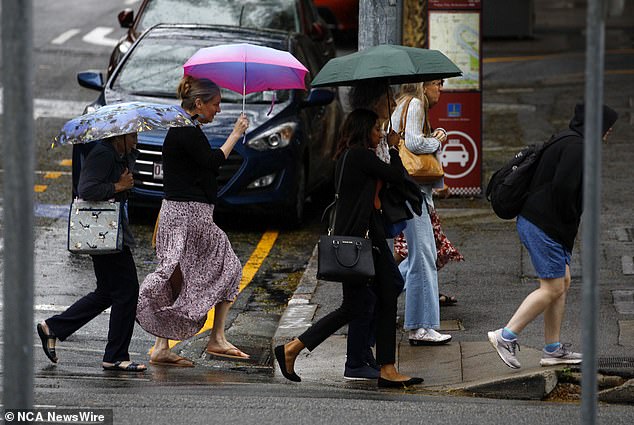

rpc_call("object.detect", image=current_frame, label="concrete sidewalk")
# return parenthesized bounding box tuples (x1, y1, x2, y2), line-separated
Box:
(271, 217, 558, 401)
(272, 206, 633, 403)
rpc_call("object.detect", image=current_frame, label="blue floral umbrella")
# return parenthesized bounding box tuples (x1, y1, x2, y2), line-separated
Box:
(52, 101, 195, 147)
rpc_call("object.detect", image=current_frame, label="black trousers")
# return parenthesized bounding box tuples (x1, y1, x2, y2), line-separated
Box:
(345, 287, 376, 368)
(46, 246, 139, 363)
(299, 239, 403, 365)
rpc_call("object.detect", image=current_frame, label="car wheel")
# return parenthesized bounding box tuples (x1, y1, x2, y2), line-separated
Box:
(281, 164, 306, 227)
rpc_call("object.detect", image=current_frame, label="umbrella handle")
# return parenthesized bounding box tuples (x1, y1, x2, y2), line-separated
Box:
(242, 61, 246, 144)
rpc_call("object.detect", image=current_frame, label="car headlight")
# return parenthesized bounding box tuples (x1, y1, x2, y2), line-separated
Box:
(247, 122, 297, 151)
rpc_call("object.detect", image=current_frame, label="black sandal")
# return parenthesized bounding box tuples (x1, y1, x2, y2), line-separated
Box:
(102, 361, 147, 372)
(36, 323, 58, 363)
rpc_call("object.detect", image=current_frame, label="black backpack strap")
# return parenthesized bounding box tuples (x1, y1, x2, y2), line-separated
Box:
(528, 129, 580, 192)
(544, 129, 579, 148)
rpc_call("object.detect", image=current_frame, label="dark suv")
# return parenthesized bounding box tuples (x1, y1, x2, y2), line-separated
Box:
(75, 24, 342, 225)
(109, 0, 335, 76)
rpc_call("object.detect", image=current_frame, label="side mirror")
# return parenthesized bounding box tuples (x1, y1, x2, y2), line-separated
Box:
(118, 9, 134, 28)
(77, 71, 105, 91)
(302, 88, 335, 107)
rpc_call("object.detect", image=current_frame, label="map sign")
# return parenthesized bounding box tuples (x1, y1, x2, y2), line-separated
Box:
(429, 12, 480, 90)
(428, 0, 481, 9)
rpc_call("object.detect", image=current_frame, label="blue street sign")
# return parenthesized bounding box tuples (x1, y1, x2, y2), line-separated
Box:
(448, 103, 462, 118)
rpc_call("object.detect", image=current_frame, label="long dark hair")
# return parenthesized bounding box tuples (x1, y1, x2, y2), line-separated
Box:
(334, 108, 379, 159)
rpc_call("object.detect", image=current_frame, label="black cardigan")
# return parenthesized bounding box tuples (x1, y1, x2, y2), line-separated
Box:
(332, 146, 407, 242)
(162, 126, 226, 204)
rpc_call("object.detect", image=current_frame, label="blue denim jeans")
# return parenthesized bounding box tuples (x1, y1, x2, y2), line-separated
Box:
(399, 193, 440, 330)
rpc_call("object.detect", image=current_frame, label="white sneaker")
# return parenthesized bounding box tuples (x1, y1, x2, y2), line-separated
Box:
(408, 328, 452, 346)
(487, 329, 521, 369)
(540, 343, 582, 366)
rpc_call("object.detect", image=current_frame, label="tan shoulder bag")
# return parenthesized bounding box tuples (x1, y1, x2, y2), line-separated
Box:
(397, 97, 444, 183)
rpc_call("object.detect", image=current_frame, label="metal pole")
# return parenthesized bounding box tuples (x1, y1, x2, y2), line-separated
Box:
(358, 0, 401, 50)
(581, 0, 605, 423)
(2, 0, 35, 409)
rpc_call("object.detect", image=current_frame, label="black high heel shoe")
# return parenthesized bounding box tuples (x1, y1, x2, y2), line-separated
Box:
(274, 345, 301, 382)
(377, 376, 424, 388)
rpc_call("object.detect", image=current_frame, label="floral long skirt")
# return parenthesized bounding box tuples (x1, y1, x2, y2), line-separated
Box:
(137, 200, 241, 340)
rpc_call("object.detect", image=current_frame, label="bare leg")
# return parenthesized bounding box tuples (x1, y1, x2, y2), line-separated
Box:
(206, 300, 249, 358)
(146, 265, 194, 366)
(506, 276, 567, 335)
(149, 337, 192, 366)
(543, 265, 571, 344)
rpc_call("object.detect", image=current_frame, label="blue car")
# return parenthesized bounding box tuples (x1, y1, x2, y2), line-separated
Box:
(74, 24, 342, 225)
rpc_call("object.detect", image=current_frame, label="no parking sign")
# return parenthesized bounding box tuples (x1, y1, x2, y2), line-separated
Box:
(430, 92, 482, 196)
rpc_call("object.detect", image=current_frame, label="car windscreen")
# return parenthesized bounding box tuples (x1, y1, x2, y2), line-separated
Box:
(111, 38, 290, 104)
(138, 0, 299, 33)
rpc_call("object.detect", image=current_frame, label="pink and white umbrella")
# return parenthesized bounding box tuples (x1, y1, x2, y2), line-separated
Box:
(183, 43, 308, 112)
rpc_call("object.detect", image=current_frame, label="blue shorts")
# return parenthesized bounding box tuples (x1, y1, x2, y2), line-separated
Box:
(516, 215, 571, 279)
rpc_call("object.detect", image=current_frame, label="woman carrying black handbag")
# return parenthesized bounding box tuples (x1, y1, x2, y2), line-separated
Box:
(274, 109, 424, 388)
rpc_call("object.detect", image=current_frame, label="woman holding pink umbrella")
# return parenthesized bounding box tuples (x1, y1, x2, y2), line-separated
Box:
(136, 76, 250, 366)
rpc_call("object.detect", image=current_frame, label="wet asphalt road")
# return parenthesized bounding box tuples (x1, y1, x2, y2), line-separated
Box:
(1, 0, 634, 424)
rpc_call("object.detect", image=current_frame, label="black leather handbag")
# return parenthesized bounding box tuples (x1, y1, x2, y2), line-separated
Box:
(317, 151, 375, 283)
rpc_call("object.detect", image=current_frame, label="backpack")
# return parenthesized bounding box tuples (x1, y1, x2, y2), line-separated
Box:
(486, 130, 577, 220)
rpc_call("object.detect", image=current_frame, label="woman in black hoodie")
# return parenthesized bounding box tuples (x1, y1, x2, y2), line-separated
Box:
(274, 109, 423, 388)
(487, 104, 618, 370)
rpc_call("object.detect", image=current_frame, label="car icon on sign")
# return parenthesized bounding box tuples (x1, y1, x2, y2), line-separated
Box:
(440, 140, 469, 167)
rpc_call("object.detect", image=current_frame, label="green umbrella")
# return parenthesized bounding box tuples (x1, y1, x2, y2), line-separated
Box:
(311, 44, 462, 87)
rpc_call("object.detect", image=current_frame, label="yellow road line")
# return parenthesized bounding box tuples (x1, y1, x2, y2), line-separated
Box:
(34, 185, 47, 193)
(59, 159, 72, 167)
(44, 172, 63, 179)
(166, 230, 279, 348)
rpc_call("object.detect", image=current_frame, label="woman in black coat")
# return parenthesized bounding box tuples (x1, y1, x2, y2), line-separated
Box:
(37, 133, 147, 372)
(274, 109, 423, 388)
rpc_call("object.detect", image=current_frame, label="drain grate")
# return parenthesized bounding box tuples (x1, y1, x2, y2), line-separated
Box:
(599, 357, 634, 368)
(598, 357, 634, 378)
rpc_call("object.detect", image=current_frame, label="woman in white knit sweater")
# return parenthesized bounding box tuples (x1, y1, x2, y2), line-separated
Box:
(390, 81, 452, 345)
